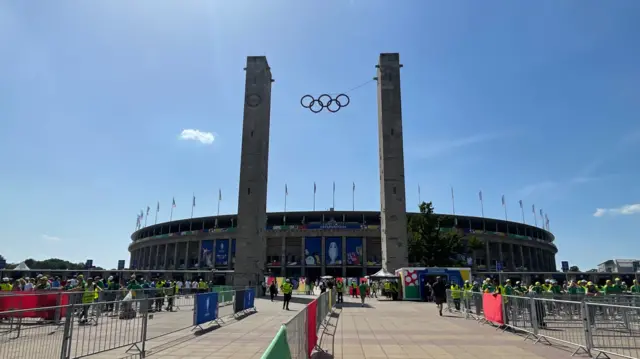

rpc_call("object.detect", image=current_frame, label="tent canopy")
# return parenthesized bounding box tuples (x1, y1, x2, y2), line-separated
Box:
(13, 262, 30, 271)
(369, 268, 399, 278)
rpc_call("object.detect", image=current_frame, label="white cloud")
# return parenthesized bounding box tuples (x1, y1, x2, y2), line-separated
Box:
(179, 129, 215, 145)
(42, 234, 61, 242)
(593, 204, 640, 217)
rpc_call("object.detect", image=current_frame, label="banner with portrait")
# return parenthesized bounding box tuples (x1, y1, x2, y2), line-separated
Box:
(304, 237, 321, 266)
(325, 237, 342, 265)
(345, 237, 363, 265)
(201, 240, 214, 268)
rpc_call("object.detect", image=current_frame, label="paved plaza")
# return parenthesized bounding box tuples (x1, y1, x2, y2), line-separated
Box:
(317, 296, 578, 359)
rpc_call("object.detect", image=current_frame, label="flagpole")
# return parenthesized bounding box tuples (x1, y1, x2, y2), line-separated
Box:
(451, 187, 456, 215)
(352, 182, 355, 211)
(502, 195, 508, 221)
(217, 189, 221, 216)
(539, 209, 544, 229)
(190, 194, 195, 231)
(479, 190, 484, 217)
(313, 182, 316, 211)
(154, 202, 159, 225)
(418, 185, 421, 205)
(519, 200, 525, 224)
(332, 181, 335, 209)
(170, 197, 175, 222)
(144, 208, 148, 227)
(284, 184, 288, 213)
(532, 205, 538, 227)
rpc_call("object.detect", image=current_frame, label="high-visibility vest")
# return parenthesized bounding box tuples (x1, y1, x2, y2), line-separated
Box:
(282, 283, 293, 294)
(450, 285, 461, 299)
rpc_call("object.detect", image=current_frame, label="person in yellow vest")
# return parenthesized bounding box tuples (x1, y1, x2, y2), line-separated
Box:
(0, 278, 12, 291)
(462, 280, 473, 312)
(154, 279, 165, 312)
(76, 277, 101, 324)
(335, 279, 344, 304)
(281, 278, 293, 310)
(450, 281, 462, 311)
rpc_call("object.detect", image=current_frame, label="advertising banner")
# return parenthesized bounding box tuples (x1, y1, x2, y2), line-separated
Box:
(200, 240, 214, 268)
(325, 237, 342, 265)
(193, 292, 219, 326)
(117, 260, 125, 270)
(304, 237, 321, 266)
(216, 239, 229, 266)
(345, 238, 363, 265)
(231, 239, 236, 266)
(244, 288, 255, 310)
(482, 293, 504, 325)
(306, 299, 318, 357)
(234, 289, 247, 313)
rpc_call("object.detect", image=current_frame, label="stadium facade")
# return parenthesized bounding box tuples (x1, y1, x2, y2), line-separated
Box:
(128, 210, 558, 279)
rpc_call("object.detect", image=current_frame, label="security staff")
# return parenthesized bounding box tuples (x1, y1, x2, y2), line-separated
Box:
(0, 278, 12, 291)
(336, 279, 344, 303)
(450, 282, 461, 311)
(281, 278, 293, 310)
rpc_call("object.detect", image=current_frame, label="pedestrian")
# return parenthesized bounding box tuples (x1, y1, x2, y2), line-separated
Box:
(432, 276, 447, 316)
(281, 278, 293, 310)
(269, 281, 277, 302)
(358, 280, 369, 307)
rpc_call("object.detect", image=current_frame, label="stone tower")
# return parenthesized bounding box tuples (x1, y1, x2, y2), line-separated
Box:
(377, 53, 408, 273)
(233, 56, 273, 287)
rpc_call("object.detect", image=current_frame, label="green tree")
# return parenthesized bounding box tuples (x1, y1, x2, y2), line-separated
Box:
(408, 201, 464, 267)
(569, 265, 580, 272)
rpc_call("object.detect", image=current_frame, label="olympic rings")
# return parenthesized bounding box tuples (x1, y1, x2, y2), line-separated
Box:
(300, 93, 350, 113)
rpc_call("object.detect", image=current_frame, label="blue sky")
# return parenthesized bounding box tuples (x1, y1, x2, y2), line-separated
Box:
(1, 1, 639, 270)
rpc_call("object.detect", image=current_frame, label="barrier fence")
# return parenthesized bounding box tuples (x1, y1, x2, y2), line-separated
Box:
(446, 289, 640, 359)
(0, 287, 257, 359)
(261, 289, 336, 359)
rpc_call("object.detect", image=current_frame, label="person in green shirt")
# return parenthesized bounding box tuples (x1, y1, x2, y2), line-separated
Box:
(631, 280, 640, 294)
(358, 280, 369, 307)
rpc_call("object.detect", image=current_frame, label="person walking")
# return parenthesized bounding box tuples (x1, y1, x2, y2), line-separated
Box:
(432, 276, 447, 316)
(281, 279, 293, 310)
(336, 279, 344, 303)
(358, 280, 369, 307)
(269, 281, 278, 302)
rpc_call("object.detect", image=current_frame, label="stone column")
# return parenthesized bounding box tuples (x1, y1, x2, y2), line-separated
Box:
(184, 241, 190, 269)
(280, 235, 286, 274)
(342, 236, 347, 277)
(301, 238, 306, 277)
(509, 243, 516, 270)
(485, 240, 491, 270)
(321, 236, 326, 276)
(362, 236, 368, 277)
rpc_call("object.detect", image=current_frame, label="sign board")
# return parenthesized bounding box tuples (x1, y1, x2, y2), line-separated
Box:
(561, 261, 569, 272)
(496, 261, 502, 272)
(117, 260, 125, 270)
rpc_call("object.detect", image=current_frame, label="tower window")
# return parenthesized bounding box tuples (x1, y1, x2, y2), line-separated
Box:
(250, 130, 254, 137)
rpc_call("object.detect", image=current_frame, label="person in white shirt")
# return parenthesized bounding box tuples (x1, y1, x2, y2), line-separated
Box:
(23, 278, 34, 291)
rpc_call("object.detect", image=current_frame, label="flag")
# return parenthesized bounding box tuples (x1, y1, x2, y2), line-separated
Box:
(314, 182, 316, 193)
(518, 200, 523, 209)
(192, 195, 196, 207)
(146, 206, 150, 216)
(478, 190, 482, 201)
(451, 186, 454, 200)
(172, 197, 176, 208)
(352, 182, 355, 191)
(532, 204, 535, 213)
(285, 184, 288, 196)
(261, 326, 292, 359)
(540, 209, 543, 217)
(501, 195, 505, 206)
(140, 209, 143, 219)
(218, 189, 222, 201)
(333, 181, 335, 192)
(418, 185, 421, 195)
(156, 201, 160, 212)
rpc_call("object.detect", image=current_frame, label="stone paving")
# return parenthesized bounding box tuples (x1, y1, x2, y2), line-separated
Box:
(317, 296, 581, 359)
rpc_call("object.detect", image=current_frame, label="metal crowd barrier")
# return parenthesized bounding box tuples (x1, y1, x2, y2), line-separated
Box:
(282, 290, 334, 359)
(446, 289, 640, 359)
(0, 289, 249, 359)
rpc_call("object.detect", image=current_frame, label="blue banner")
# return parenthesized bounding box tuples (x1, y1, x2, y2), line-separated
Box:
(216, 239, 229, 266)
(325, 237, 342, 265)
(201, 240, 214, 268)
(304, 237, 321, 266)
(244, 288, 255, 310)
(231, 239, 236, 266)
(193, 292, 218, 326)
(305, 222, 363, 230)
(346, 237, 363, 265)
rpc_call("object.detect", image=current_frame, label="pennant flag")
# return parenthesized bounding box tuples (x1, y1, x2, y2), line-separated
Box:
(532, 204, 535, 213)
(192, 195, 196, 207)
(313, 182, 316, 193)
(172, 197, 176, 208)
(352, 182, 355, 191)
(478, 190, 482, 201)
(260, 325, 292, 359)
(146, 206, 150, 216)
(518, 200, 523, 209)
(501, 195, 505, 206)
(285, 184, 288, 196)
(333, 181, 335, 192)
(540, 208, 543, 217)
(156, 201, 160, 212)
(219, 189, 222, 201)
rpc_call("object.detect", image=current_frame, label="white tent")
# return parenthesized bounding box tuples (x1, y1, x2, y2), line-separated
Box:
(13, 262, 30, 271)
(369, 268, 398, 278)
